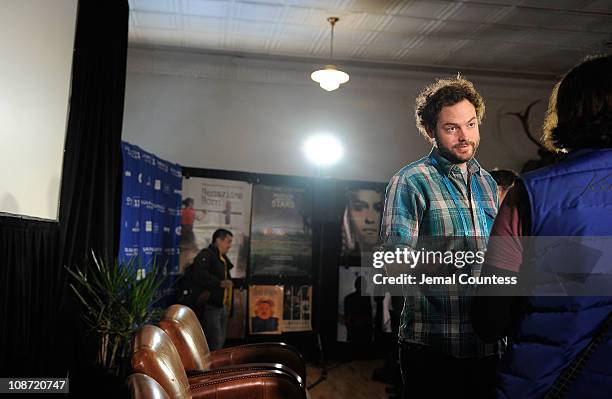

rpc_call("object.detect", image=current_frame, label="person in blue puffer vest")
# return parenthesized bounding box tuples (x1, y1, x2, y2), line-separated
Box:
(472, 53, 612, 399)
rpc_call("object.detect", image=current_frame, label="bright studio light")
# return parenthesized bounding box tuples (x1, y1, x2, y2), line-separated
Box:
(303, 135, 343, 166)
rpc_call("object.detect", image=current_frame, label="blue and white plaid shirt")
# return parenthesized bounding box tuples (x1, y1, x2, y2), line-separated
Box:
(381, 147, 503, 358)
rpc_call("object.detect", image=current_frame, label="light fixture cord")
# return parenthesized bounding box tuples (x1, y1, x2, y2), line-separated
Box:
(327, 17, 338, 61)
(330, 22, 334, 60)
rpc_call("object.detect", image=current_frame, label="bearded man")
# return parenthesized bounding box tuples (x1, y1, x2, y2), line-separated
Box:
(381, 76, 501, 398)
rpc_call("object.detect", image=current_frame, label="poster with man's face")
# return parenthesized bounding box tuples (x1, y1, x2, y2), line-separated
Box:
(341, 187, 384, 258)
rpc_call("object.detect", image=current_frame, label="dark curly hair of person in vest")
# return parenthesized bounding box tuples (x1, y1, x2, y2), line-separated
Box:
(415, 74, 485, 143)
(543, 54, 612, 152)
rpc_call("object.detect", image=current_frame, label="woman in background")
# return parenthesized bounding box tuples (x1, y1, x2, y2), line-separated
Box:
(179, 197, 203, 273)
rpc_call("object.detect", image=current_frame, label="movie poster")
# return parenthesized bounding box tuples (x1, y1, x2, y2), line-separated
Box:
(337, 266, 376, 342)
(282, 285, 312, 332)
(249, 185, 312, 277)
(226, 288, 247, 339)
(249, 285, 284, 335)
(341, 186, 385, 259)
(180, 177, 252, 277)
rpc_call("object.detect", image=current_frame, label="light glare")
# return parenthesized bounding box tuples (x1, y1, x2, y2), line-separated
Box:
(303, 135, 343, 166)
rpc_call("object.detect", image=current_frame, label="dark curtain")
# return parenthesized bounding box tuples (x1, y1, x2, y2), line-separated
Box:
(0, 0, 128, 383)
(58, 0, 128, 391)
(59, 0, 127, 267)
(0, 218, 61, 376)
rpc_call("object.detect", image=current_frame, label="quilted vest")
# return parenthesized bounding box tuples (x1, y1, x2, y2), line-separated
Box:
(497, 149, 612, 399)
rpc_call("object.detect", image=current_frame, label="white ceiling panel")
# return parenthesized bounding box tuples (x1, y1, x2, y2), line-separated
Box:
(288, 0, 347, 9)
(130, 0, 175, 13)
(428, 20, 480, 37)
(183, 0, 229, 18)
(183, 15, 225, 32)
(132, 11, 177, 30)
(283, 7, 327, 25)
(235, 20, 276, 37)
(280, 24, 326, 40)
(236, 2, 283, 22)
(385, 16, 431, 35)
(446, 2, 505, 23)
(352, 14, 391, 31)
(397, 1, 456, 19)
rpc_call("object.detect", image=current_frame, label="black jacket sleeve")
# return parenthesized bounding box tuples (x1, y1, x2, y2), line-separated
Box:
(190, 250, 222, 290)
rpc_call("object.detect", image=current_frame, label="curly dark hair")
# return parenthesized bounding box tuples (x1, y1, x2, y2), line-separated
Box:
(542, 54, 612, 152)
(415, 75, 485, 142)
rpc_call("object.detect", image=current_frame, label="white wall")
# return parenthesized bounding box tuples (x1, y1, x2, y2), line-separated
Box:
(123, 47, 555, 183)
(0, 0, 78, 220)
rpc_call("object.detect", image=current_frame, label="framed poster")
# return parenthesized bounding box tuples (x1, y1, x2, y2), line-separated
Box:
(249, 285, 284, 335)
(341, 186, 385, 258)
(282, 285, 312, 332)
(181, 177, 252, 277)
(249, 185, 312, 277)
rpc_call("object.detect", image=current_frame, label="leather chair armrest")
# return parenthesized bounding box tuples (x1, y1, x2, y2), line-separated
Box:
(188, 362, 305, 389)
(209, 342, 306, 382)
(189, 369, 307, 399)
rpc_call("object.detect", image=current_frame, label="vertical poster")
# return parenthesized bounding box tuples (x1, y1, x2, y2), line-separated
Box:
(337, 266, 376, 342)
(341, 186, 385, 258)
(249, 285, 284, 335)
(226, 288, 247, 339)
(181, 177, 252, 277)
(250, 185, 312, 277)
(282, 285, 312, 332)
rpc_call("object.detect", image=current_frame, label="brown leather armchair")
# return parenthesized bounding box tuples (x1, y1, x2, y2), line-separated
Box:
(159, 304, 306, 382)
(132, 324, 307, 399)
(127, 373, 170, 399)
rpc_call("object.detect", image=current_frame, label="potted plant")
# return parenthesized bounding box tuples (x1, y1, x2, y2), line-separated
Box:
(66, 252, 165, 377)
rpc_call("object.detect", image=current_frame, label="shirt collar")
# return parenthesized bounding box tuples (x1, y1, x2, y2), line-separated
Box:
(428, 147, 481, 177)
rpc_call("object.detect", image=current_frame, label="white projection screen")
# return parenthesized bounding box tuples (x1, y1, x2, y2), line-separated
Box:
(0, 0, 78, 221)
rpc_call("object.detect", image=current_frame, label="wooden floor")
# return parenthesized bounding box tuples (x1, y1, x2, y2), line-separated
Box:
(306, 359, 389, 399)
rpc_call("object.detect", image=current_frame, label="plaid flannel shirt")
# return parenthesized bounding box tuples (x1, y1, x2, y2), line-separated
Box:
(381, 147, 503, 358)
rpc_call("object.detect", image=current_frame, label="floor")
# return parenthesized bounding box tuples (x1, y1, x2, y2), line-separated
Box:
(306, 359, 391, 399)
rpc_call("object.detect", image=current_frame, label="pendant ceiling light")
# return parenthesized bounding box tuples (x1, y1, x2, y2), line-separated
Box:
(311, 17, 349, 92)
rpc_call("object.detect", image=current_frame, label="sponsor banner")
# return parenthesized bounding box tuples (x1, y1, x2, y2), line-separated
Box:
(119, 141, 181, 274)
